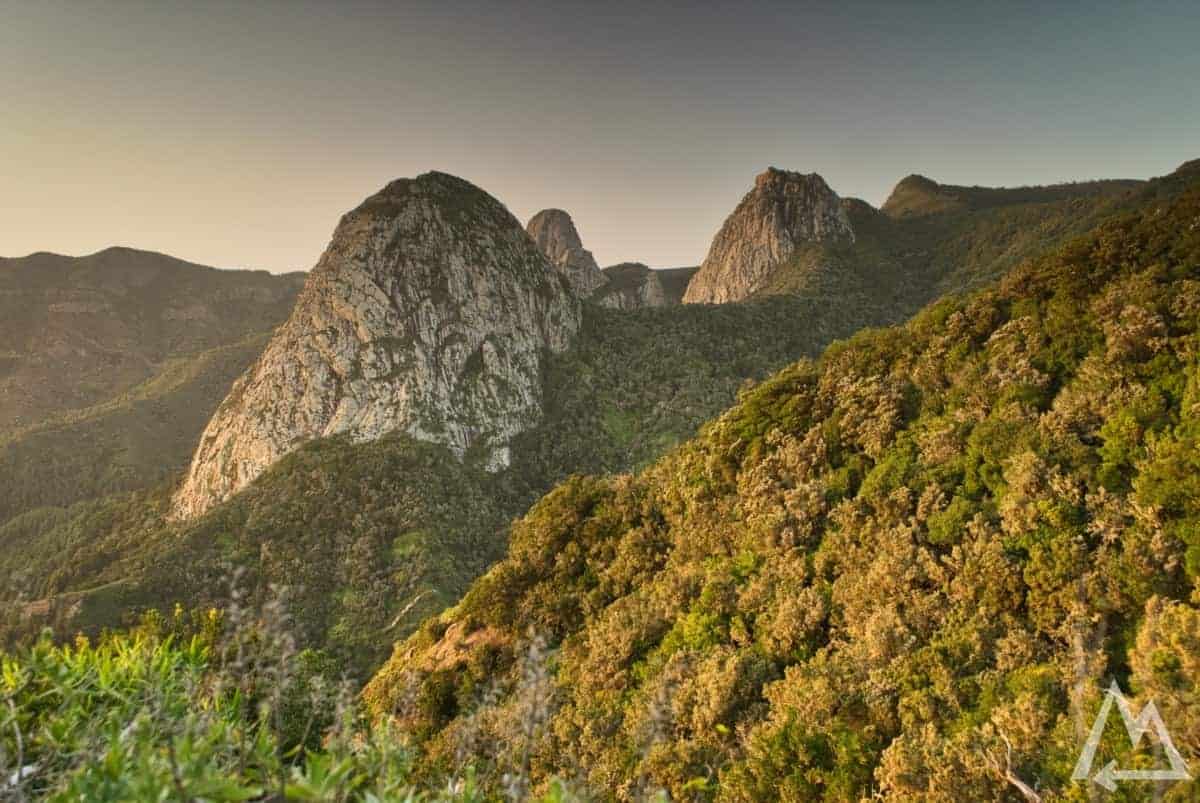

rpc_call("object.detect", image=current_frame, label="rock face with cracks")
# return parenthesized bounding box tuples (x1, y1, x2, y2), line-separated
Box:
(526, 208, 608, 297)
(172, 172, 580, 519)
(683, 168, 854, 304)
(594, 262, 669, 309)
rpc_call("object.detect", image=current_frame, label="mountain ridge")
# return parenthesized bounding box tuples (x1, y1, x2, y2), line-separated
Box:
(0, 245, 304, 278)
(6, 161, 1198, 734)
(0, 247, 303, 437)
(881, 173, 1145, 218)
(7, 162, 1192, 633)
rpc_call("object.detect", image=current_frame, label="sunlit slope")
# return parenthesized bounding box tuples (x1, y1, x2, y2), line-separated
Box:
(365, 179, 1200, 801)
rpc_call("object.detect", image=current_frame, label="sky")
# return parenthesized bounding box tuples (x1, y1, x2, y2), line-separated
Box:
(2, 0, 1198, 274)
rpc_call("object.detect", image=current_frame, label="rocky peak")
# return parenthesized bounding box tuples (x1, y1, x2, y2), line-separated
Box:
(171, 171, 580, 520)
(526, 209, 608, 296)
(682, 168, 853, 304)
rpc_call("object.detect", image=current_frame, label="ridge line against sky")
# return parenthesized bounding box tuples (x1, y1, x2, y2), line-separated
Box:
(2, 0, 1198, 274)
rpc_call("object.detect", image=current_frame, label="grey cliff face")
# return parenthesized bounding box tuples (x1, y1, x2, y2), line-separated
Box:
(594, 263, 669, 310)
(683, 168, 853, 304)
(526, 209, 608, 297)
(172, 172, 580, 519)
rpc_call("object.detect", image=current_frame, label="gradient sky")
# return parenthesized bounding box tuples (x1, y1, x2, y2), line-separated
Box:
(2, 1, 1198, 273)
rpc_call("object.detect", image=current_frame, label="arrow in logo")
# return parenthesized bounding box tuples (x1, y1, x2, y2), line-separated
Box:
(1071, 680, 1191, 790)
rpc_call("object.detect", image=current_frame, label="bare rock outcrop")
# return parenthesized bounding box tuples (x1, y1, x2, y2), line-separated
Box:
(683, 168, 853, 304)
(172, 172, 580, 519)
(526, 209, 608, 296)
(594, 263, 668, 309)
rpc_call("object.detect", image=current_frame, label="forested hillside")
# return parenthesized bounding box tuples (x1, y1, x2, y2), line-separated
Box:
(4, 3, 1195, 799)
(0, 294, 882, 676)
(363, 181, 1200, 801)
(752, 174, 1149, 307)
(0, 249, 304, 528)
(0, 334, 272, 525)
(0, 247, 303, 434)
(6, 165, 1197, 694)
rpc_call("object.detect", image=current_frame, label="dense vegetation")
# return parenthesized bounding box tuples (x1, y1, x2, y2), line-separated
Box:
(0, 334, 272, 525)
(758, 175, 1153, 308)
(5, 164, 1200, 801)
(518, 169, 1199, 495)
(0, 247, 302, 436)
(0, 248, 303, 530)
(0, 610, 613, 801)
(363, 185, 1200, 800)
(2, 293, 875, 678)
(1, 435, 520, 680)
(517, 293, 896, 486)
(6, 166, 1198, 689)
(879, 175, 1144, 219)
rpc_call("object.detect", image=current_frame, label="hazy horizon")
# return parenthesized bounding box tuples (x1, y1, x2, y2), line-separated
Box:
(3, 0, 1198, 273)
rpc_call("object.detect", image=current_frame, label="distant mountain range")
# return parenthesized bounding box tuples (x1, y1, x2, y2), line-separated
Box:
(0, 250, 303, 525)
(0, 247, 303, 435)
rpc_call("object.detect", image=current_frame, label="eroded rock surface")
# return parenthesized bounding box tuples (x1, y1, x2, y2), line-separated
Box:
(526, 209, 608, 296)
(594, 263, 668, 309)
(683, 168, 853, 304)
(173, 172, 579, 519)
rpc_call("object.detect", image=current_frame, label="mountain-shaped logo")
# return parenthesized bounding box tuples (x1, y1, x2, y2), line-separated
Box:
(1071, 680, 1191, 791)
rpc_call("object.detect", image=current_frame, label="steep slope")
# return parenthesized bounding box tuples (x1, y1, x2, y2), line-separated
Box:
(879, 174, 1150, 294)
(517, 293, 898, 490)
(9, 161, 1197, 704)
(526, 208, 608, 296)
(3, 173, 900, 667)
(172, 173, 580, 520)
(657, 266, 699, 303)
(0, 247, 303, 435)
(0, 334, 271, 526)
(0, 250, 303, 529)
(365, 181, 1200, 800)
(8, 164, 1194, 671)
(594, 263, 667, 309)
(2, 291, 886, 672)
(1, 434, 520, 679)
(683, 168, 854, 304)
